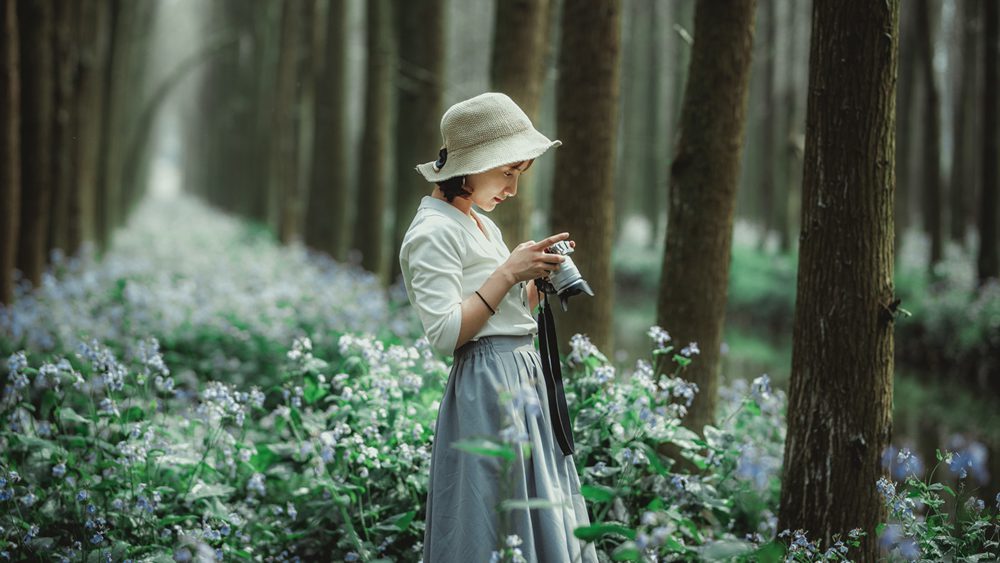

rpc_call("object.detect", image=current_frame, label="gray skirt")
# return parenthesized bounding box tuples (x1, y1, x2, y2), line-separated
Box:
(422, 334, 599, 563)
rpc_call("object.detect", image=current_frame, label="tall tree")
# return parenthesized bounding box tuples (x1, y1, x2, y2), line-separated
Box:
(549, 0, 622, 353)
(654, 0, 757, 434)
(47, 0, 76, 260)
(777, 1, 899, 558)
(980, 0, 999, 284)
(895, 4, 917, 254)
(0, 0, 20, 305)
(306, 0, 348, 260)
(949, 0, 978, 245)
(67, 0, 109, 258)
(16, 0, 54, 288)
(353, 0, 394, 282)
(915, 0, 943, 273)
(267, 0, 308, 244)
(390, 0, 446, 283)
(489, 0, 551, 247)
(757, 0, 777, 252)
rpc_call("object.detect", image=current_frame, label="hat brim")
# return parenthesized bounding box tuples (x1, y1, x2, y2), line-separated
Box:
(415, 128, 562, 183)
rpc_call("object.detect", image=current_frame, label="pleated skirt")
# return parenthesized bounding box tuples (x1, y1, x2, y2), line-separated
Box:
(422, 334, 599, 563)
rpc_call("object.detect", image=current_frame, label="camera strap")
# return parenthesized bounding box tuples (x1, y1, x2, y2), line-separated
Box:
(536, 289, 576, 457)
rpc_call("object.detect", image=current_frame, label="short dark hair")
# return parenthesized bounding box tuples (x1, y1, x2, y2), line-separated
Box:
(437, 175, 471, 203)
(435, 160, 534, 203)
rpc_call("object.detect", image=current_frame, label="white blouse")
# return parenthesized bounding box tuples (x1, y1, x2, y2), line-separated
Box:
(399, 195, 537, 356)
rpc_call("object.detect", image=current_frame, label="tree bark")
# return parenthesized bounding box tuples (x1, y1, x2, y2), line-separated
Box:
(777, 1, 899, 558)
(0, 0, 20, 305)
(489, 0, 551, 248)
(353, 0, 394, 281)
(67, 0, 109, 258)
(390, 0, 446, 283)
(47, 0, 75, 261)
(757, 0, 776, 253)
(949, 0, 978, 245)
(549, 1, 622, 354)
(915, 0, 943, 273)
(267, 0, 307, 244)
(306, 0, 348, 260)
(980, 0, 1000, 284)
(654, 0, 756, 435)
(16, 0, 54, 288)
(895, 4, 917, 253)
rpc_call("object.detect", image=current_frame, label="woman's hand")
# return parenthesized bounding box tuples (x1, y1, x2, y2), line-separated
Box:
(501, 232, 571, 284)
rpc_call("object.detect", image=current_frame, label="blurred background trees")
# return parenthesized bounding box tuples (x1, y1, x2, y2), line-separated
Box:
(1, 0, 999, 543)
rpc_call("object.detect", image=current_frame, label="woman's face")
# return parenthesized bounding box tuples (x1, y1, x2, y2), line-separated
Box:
(463, 160, 533, 211)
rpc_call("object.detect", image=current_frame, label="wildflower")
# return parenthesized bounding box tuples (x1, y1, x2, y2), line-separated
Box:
(750, 373, 771, 403)
(593, 365, 615, 384)
(173, 548, 192, 562)
(647, 325, 671, 349)
(964, 496, 985, 513)
(287, 502, 297, 521)
(680, 342, 700, 357)
(995, 492, 1000, 511)
(567, 333, 600, 365)
(20, 492, 37, 507)
(52, 463, 67, 478)
(247, 473, 266, 496)
(77, 489, 89, 502)
(506, 534, 523, 547)
(90, 533, 103, 545)
(344, 553, 359, 562)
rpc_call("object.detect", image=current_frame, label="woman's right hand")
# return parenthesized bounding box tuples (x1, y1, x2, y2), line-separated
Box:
(501, 232, 570, 284)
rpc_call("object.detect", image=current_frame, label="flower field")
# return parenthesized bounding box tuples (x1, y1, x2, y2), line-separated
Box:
(1, 194, 997, 562)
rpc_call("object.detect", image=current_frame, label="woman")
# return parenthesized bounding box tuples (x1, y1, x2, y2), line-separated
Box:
(399, 92, 598, 562)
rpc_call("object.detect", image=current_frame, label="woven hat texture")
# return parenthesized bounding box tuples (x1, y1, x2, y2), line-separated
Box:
(415, 92, 561, 182)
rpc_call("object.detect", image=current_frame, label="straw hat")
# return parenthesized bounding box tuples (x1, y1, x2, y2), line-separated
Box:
(415, 92, 562, 183)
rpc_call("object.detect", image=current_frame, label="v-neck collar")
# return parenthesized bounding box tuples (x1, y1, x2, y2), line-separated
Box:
(420, 195, 492, 241)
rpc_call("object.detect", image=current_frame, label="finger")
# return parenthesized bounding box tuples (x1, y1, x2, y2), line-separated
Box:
(569, 240, 576, 248)
(531, 232, 570, 250)
(541, 253, 565, 264)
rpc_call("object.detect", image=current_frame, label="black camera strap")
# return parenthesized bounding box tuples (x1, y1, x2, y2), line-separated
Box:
(536, 289, 576, 457)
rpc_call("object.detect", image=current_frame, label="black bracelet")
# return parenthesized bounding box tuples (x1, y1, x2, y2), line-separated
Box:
(474, 290, 497, 315)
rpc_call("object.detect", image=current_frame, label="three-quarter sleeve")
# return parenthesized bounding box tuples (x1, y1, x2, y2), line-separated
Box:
(400, 221, 466, 356)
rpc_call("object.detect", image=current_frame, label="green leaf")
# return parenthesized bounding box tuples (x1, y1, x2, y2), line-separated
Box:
(373, 510, 417, 532)
(699, 539, 754, 559)
(451, 438, 515, 462)
(186, 482, 235, 501)
(579, 484, 616, 503)
(611, 542, 641, 561)
(303, 373, 327, 405)
(57, 407, 93, 426)
(250, 444, 278, 472)
(40, 390, 60, 419)
(573, 523, 636, 541)
(122, 405, 145, 423)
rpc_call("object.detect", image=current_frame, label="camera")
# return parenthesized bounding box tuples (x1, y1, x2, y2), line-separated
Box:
(540, 240, 594, 311)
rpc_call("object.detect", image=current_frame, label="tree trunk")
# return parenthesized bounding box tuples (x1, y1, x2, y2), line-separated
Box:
(67, 0, 109, 258)
(895, 4, 917, 254)
(915, 0, 943, 274)
(757, 0, 776, 253)
(390, 0, 447, 283)
(94, 0, 122, 255)
(0, 0, 20, 305)
(47, 0, 75, 261)
(981, 0, 1000, 284)
(777, 1, 898, 558)
(779, 0, 809, 255)
(306, 0, 348, 260)
(267, 0, 306, 244)
(16, 0, 54, 289)
(949, 0, 978, 245)
(489, 0, 551, 248)
(654, 0, 756, 435)
(549, 1, 621, 354)
(353, 0, 394, 281)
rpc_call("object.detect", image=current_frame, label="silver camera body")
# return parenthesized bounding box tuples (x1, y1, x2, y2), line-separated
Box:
(544, 241, 595, 311)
